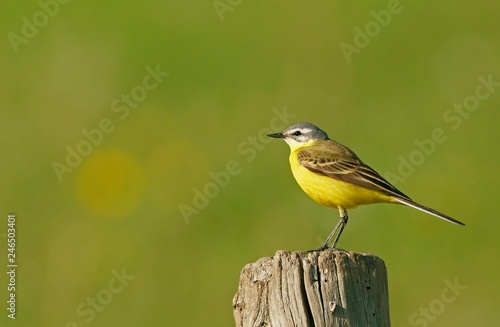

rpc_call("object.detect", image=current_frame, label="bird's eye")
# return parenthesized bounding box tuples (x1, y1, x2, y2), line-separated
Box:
(292, 130, 302, 136)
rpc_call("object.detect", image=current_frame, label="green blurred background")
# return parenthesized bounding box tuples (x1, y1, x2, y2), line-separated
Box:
(1, 1, 499, 326)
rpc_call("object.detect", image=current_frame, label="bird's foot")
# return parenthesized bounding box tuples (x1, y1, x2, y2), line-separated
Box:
(309, 243, 329, 252)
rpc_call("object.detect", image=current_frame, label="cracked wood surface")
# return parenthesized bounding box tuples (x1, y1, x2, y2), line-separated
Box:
(233, 249, 390, 327)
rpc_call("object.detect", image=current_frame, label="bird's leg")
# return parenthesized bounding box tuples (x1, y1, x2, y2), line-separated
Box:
(316, 208, 348, 250)
(317, 219, 343, 250)
(331, 209, 348, 248)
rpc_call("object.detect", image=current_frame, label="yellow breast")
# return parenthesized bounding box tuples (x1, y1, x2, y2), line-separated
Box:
(289, 149, 393, 209)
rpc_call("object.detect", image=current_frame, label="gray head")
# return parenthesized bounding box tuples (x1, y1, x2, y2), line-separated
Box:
(267, 122, 329, 148)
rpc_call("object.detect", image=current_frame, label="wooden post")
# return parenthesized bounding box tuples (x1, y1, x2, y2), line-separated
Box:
(233, 249, 390, 327)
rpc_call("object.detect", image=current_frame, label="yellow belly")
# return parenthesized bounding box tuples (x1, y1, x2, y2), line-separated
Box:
(289, 152, 394, 209)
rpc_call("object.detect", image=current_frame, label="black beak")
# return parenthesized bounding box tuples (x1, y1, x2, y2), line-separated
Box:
(267, 132, 284, 138)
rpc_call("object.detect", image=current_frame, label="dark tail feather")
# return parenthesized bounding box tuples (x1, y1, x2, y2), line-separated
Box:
(395, 198, 465, 226)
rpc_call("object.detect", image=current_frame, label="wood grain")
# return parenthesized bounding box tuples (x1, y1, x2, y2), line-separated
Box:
(233, 249, 390, 327)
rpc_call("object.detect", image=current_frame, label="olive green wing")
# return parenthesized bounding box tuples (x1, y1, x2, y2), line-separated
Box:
(296, 144, 411, 200)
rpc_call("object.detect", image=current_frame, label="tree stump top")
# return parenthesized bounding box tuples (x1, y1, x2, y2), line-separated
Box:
(233, 249, 390, 327)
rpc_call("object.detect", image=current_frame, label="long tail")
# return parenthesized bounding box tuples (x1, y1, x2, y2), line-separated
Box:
(395, 198, 465, 226)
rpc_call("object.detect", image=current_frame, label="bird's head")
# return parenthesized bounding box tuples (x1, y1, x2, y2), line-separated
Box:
(268, 122, 329, 150)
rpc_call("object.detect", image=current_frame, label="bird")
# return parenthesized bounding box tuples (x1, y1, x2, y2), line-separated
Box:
(267, 122, 464, 249)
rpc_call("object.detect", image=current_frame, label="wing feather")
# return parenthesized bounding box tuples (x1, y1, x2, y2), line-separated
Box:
(297, 144, 411, 200)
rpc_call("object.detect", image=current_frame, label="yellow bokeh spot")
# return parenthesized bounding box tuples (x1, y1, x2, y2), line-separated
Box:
(77, 151, 144, 218)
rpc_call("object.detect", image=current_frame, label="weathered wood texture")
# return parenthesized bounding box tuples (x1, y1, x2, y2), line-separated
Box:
(233, 249, 390, 327)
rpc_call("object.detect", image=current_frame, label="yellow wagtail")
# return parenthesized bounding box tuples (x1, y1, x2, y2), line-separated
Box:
(268, 122, 464, 249)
